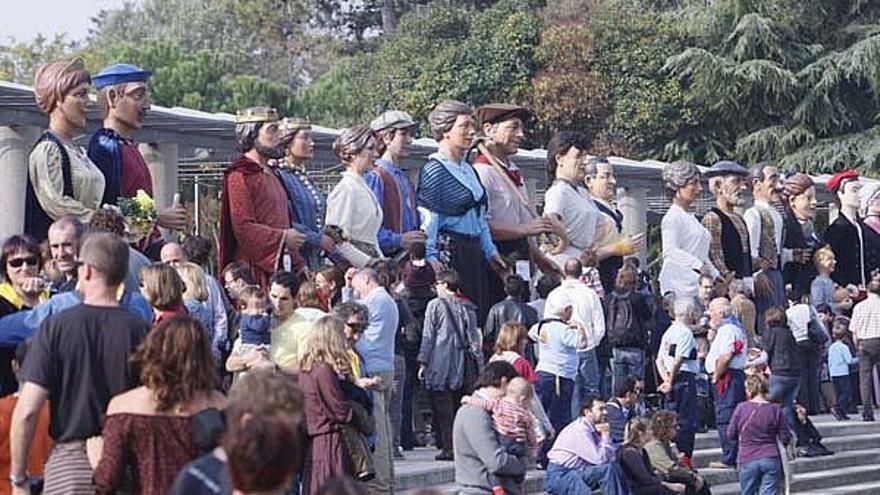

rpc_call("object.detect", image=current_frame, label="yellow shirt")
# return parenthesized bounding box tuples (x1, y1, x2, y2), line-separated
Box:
(348, 349, 362, 379)
(270, 307, 326, 369)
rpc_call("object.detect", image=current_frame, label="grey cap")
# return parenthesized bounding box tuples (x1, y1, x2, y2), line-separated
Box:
(704, 160, 749, 179)
(370, 110, 417, 132)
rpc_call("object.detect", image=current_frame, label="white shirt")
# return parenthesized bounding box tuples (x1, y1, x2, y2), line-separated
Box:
(744, 200, 785, 261)
(786, 304, 812, 342)
(659, 204, 718, 299)
(543, 180, 599, 268)
(659, 321, 700, 375)
(325, 171, 384, 265)
(705, 320, 748, 374)
(529, 319, 581, 379)
(550, 279, 605, 351)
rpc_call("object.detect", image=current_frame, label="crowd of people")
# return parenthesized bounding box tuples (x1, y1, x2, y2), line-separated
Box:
(0, 55, 878, 495)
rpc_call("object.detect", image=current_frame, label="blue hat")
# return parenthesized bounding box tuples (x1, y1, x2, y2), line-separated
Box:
(93, 63, 152, 90)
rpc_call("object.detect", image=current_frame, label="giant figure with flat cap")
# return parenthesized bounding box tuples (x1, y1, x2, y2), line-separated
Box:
(25, 59, 105, 241)
(218, 107, 306, 289)
(473, 103, 559, 306)
(701, 160, 752, 296)
(825, 169, 867, 288)
(87, 63, 188, 250)
(365, 109, 426, 257)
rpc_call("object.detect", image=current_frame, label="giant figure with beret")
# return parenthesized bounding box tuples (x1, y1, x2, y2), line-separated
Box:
(25, 59, 105, 241)
(701, 161, 752, 296)
(218, 107, 306, 288)
(825, 170, 867, 288)
(87, 63, 187, 252)
(472, 103, 559, 305)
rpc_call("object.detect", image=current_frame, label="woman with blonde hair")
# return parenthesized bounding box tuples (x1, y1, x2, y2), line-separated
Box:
(324, 126, 384, 267)
(139, 263, 187, 324)
(175, 261, 214, 337)
(92, 315, 225, 494)
(298, 316, 356, 494)
(617, 417, 686, 495)
(491, 322, 538, 383)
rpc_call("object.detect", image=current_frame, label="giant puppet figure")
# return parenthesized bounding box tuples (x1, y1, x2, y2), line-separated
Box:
(472, 103, 559, 304)
(87, 63, 187, 254)
(585, 156, 643, 295)
(825, 170, 867, 288)
(25, 59, 105, 241)
(701, 161, 752, 296)
(218, 107, 306, 288)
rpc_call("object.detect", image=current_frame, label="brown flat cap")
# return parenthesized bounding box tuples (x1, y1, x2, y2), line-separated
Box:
(476, 103, 534, 125)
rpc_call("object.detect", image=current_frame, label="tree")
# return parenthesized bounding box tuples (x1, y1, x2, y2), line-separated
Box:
(663, 0, 880, 172)
(0, 34, 80, 84)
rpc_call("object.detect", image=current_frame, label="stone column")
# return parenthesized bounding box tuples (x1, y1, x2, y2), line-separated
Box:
(0, 126, 40, 240)
(618, 186, 648, 265)
(139, 141, 180, 241)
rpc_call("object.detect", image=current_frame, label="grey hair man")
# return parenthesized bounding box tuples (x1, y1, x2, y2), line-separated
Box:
(656, 296, 701, 457)
(705, 296, 748, 469)
(47, 215, 84, 294)
(350, 267, 399, 494)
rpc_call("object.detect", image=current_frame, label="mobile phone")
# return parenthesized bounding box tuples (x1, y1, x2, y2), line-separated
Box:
(668, 344, 677, 357)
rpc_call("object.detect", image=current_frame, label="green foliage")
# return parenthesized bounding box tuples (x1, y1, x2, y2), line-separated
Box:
(0, 34, 80, 84)
(296, 0, 544, 134)
(665, 0, 880, 172)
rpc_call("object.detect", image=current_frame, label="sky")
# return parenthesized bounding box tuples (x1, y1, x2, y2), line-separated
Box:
(2, 0, 136, 43)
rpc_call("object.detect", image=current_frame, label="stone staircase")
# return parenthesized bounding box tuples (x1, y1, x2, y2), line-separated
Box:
(394, 414, 880, 494)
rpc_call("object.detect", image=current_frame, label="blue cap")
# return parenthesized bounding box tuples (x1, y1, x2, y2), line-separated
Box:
(93, 63, 152, 90)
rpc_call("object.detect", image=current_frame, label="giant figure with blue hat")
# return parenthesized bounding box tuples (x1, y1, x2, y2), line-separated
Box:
(87, 63, 187, 244)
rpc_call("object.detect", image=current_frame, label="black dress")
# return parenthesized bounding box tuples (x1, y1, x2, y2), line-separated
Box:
(782, 210, 823, 301)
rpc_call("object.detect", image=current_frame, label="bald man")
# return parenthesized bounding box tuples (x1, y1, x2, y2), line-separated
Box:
(161, 242, 228, 358)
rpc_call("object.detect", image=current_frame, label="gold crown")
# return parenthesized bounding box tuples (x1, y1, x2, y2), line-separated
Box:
(279, 117, 311, 134)
(235, 107, 279, 124)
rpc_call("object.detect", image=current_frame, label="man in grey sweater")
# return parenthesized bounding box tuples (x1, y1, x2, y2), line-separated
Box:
(453, 361, 527, 494)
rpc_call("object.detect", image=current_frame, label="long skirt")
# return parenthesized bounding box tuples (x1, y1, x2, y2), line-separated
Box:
(437, 230, 492, 326)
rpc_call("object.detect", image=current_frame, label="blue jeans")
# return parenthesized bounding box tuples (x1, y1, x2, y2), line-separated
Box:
(664, 371, 698, 457)
(611, 347, 645, 394)
(739, 456, 781, 495)
(544, 462, 628, 495)
(769, 374, 800, 429)
(537, 372, 574, 434)
(833, 374, 853, 413)
(571, 349, 600, 418)
(713, 369, 746, 466)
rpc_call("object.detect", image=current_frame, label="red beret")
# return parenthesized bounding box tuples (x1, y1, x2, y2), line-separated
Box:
(826, 169, 859, 193)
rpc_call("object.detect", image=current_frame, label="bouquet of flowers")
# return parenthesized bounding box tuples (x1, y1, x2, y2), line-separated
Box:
(118, 190, 157, 243)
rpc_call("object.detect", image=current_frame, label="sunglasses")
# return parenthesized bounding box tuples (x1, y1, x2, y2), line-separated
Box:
(346, 321, 366, 332)
(7, 257, 38, 268)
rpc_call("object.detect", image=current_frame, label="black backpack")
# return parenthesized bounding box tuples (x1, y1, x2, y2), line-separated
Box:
(606, 292, 644, 348)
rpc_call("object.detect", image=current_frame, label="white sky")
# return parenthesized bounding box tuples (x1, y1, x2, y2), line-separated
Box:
(1, 0, 137, 43)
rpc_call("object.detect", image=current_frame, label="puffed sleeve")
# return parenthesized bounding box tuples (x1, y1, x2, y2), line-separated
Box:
(29, 141, 98, 222)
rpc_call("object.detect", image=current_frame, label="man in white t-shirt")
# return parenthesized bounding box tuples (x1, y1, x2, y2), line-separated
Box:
(550, 259, 605, 419)
(704, 297, 747, 469)
(656, 297, 701, 457)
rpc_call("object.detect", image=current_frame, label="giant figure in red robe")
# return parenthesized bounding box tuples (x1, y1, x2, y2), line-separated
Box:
(218, 107, 306, 288)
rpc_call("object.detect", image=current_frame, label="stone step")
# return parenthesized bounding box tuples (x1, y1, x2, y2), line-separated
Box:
(690, 433, 880, 468)
(710, 463, 880, 495)
(691, 415, 880, 450)
(697, 449, 880, 486)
